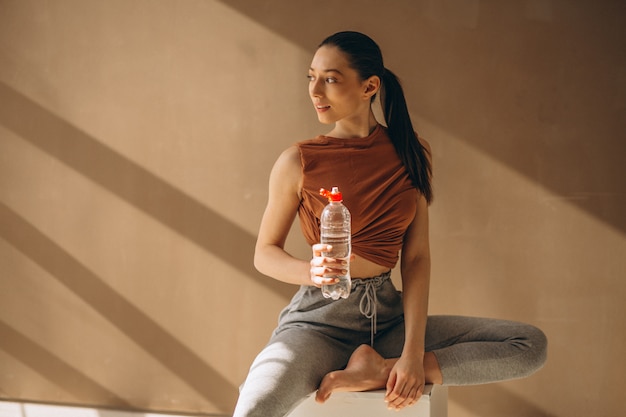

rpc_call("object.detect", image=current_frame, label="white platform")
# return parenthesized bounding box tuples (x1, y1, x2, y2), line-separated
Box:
(2, 387, 447, 417)
(287, 385, 447, 417)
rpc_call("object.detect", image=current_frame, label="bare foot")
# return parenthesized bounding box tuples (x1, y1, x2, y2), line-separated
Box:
(316, 344, 392, 403)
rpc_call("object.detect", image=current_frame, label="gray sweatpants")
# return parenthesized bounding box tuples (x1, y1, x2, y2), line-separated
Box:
(233, 273, 547, 417)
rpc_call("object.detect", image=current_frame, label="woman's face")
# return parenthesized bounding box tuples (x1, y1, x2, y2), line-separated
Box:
(308, 45, 375, 125)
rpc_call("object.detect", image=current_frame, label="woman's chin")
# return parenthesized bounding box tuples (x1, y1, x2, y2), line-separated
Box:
(316, 116, 335, 125)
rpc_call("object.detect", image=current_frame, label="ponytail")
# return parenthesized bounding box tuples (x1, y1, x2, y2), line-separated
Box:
(319, 31, 433, 203)
(382, 68, 433, 203)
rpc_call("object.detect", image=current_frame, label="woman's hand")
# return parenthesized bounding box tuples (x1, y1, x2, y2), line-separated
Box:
(309, 243, 348, 287)
(384, 353, 425, 410)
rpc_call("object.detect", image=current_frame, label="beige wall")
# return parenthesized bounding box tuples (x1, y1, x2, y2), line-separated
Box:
(0, 1, 624, 416)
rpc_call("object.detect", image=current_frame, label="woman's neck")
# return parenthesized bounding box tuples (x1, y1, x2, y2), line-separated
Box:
(328, 112, 379, 139)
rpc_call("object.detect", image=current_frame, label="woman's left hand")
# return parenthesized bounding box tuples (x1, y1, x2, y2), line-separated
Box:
(384, 354, 425, 410)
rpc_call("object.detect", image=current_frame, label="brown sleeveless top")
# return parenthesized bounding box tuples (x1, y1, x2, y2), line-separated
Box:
(297, 124, 418, 269)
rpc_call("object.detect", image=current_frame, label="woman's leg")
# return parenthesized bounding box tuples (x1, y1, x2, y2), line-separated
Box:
(317, 315, 547, 398)
(233, 327, 351, 417)
(424, 315, 547, 385)
(235, 278, 397, 416)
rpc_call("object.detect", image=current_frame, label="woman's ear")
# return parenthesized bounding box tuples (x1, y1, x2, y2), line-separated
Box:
(363, 75, 381, 99)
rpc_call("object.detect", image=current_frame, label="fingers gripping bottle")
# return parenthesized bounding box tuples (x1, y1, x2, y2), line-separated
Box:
(319, 187, 352, 300)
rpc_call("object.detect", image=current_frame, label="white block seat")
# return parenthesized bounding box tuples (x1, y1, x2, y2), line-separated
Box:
(287, 384, 448, 417)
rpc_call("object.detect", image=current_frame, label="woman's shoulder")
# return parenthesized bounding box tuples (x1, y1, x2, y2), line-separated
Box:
(271, 145, 302, 180)
(272, 133, 326, 178)
(278, 144, 301, 164)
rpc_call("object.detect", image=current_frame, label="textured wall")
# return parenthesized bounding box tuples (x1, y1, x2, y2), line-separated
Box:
(0, 1, 624, 416)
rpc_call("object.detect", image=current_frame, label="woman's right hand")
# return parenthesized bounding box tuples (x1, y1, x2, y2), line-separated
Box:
(309, 243, 347, 287)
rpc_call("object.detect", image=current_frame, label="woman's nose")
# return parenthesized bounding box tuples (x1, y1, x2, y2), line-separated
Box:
(310, 79, 323, 97)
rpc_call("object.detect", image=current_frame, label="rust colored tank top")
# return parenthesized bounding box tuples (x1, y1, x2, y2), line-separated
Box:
(297, 124, 418, 269)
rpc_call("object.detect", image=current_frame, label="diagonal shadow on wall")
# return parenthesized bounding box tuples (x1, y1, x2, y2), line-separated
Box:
(0, 81, 294, 302)
(218, 0, 626, 235)
(0, 319, 130, 406)
(0, 202, 238, 413)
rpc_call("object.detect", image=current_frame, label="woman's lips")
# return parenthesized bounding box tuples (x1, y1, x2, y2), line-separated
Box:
(315, 104, 330, 113)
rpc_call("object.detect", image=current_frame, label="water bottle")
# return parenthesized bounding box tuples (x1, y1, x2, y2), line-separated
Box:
(319, 187, 351, 300)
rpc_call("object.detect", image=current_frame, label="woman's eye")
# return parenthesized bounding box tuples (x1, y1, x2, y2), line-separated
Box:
(307, 75, 337, 83)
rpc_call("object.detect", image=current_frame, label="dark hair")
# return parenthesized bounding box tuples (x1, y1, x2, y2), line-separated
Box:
(319, 31, 433, 203)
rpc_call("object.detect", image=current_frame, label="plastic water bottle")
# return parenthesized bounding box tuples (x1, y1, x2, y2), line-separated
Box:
(319, 186, 351, 300)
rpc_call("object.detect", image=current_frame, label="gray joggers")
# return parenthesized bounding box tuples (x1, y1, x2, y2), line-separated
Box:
(233, 274, 547, 417)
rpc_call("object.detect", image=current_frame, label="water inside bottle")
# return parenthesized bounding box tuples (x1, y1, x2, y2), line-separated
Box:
(321, 233, 351, 299)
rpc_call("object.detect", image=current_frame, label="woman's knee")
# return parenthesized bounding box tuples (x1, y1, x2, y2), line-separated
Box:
(519, 323, 548, 373)
(234, 329, 350, 416)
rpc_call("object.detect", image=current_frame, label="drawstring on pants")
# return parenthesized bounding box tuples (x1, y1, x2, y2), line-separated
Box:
(354, 271, 390, 347)
(359, 280, 378, 346)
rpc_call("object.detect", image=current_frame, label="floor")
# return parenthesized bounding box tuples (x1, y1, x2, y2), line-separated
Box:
(0, 401, 210, 417)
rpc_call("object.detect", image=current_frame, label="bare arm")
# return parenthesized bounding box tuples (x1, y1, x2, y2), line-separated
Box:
(385, 138, 432, 409)
(254, 146, 342, 287)
(399, 194, 431, 360)
(401, 136, 433, 356)
(254, 146, 310, 285)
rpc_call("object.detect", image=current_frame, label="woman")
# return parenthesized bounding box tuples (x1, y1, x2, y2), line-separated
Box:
(233, 31, 547, 416)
